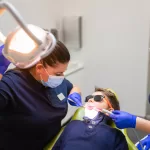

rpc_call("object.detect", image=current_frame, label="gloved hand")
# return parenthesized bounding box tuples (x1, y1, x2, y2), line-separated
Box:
(136, 135, 150, 150)
(109, 110, 137, 129)
(67, 92, 82, 107)
(0, 44, 10, 75)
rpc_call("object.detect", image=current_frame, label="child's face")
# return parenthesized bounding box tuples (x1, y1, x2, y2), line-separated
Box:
(87, 91, 114, 111)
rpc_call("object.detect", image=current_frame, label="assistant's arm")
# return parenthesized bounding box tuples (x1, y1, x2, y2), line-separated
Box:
(110, 110, 150, 133)
(136, 117, 150, 133)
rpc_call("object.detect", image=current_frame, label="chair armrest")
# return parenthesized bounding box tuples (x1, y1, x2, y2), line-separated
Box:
(43, 127, 65, 150)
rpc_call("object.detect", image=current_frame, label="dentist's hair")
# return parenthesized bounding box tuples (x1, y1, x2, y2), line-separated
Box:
(42, 29, 70, 67)
(42, 40, 70, 67)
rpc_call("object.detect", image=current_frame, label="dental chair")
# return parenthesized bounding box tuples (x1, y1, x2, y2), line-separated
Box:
(44, 89, 138, 150)
(44, 107, 137, 150)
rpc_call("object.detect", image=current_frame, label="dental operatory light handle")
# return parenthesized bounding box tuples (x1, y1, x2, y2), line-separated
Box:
(0, 1, 42, 45)
(101, 109, 113, 115)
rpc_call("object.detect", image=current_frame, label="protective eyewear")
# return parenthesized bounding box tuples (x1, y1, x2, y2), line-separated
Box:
(85, 95, 113, 109)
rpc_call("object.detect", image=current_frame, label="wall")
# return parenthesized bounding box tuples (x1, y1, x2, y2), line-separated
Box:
(1, 0, 150, 116)
(60, 0, 150, 116)
(146, 50, 150, 118)
(0, 0, 62, 36)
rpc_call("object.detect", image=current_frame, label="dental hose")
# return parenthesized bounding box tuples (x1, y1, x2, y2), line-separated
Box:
(132, 129, 144, 150)
(101, 109, 144, 150)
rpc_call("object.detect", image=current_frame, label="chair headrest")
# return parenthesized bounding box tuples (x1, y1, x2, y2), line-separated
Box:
(105, 88, 119, 101)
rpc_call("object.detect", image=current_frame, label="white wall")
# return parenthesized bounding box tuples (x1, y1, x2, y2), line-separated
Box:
(1, 0, 150, 116)
(60, 0, 150, 116)
(0, 0, 62, 35)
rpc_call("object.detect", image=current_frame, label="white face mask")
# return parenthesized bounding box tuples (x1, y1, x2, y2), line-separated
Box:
(41, 76, 64, 88)
(84, 107, 99, 119)
(41, 68, 64, 88)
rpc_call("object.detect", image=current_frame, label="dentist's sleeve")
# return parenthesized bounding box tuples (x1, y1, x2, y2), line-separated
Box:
(0, 81, 11, 111)
(0, 91, 9, 110)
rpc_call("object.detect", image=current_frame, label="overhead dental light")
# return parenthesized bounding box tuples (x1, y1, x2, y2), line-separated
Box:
(0, 1, 56, 69)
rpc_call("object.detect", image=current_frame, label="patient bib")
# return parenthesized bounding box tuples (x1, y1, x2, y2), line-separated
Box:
(84, 107, 99, 119)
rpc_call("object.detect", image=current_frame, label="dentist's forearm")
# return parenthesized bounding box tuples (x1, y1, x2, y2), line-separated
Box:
(136, 117, 150, 133)
(69, 85, 81, 95)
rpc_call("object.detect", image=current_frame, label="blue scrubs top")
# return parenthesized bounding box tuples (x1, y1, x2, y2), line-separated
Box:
(0, 70, 73, 150)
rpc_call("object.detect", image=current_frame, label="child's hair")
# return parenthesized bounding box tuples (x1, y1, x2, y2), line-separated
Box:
(95, 87, 120, 110)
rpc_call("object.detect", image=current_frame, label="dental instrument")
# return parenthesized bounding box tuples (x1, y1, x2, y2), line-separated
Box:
(101, 109, 113, 115)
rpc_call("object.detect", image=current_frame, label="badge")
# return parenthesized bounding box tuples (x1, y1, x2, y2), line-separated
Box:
(57, 93, 65, 101)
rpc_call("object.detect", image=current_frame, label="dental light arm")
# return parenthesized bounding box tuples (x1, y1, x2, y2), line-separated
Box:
(0, 0, 42, 45)
(0, 1, 56, 69)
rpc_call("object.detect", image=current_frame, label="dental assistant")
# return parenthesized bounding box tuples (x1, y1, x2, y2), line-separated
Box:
(0, 44, 10, 79)
(110, 110, 150, 149)
(0, 40, 82, 150)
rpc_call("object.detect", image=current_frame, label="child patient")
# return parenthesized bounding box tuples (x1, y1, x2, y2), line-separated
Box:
(52, 88, 128, 150)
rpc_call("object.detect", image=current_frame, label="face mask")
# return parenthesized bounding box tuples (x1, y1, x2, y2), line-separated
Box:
(41, 68, 64, 88)
(41, 76, 64, 88)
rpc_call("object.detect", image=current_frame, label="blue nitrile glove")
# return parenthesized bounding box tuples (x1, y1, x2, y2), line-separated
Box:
(67, 92, 82, 107)
(136, 135, 150, 150)
(0, 44, 10, 75)
(109, 110, 137, 129)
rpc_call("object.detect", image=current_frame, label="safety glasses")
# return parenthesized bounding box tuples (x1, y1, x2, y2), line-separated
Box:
(85, 95, 113, 109)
